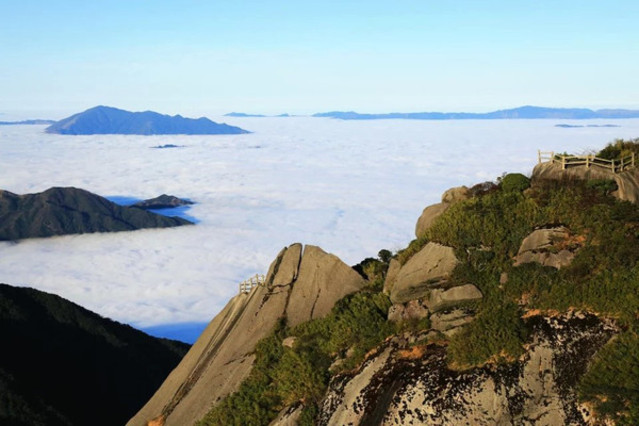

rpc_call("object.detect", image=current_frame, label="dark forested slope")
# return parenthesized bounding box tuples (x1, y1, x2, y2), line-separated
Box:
(0, 283, 189, 426)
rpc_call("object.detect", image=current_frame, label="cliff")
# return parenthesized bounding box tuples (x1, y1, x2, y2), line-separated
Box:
(128, 244, 366, 426)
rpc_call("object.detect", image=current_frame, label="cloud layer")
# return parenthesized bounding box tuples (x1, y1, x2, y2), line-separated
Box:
(1, 118, 638, 328)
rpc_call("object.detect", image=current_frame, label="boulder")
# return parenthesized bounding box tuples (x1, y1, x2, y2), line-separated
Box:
(424, 284, 483, 313)
(390, 243, 459, 304)
(430, 309, 475, 335)
(270, 403, 303, 426)
(387, 300, 429, 323)
(286, 245, 367, 327)
(514, 227, 578, 269)
(415, 203, 449, 237)
(282, 336, 297, 348)
(532, 161, 639, 204)
(518, 227, 570, 253)
(441, 186, 470, 204)
(414, 186, 470, 238)
(382, 258, 401, 295)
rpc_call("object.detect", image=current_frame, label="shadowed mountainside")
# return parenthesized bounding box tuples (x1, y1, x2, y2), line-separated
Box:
(46, 106, 249, 135)
(0, 187, 192, 241)
(0, 283, 190, 426)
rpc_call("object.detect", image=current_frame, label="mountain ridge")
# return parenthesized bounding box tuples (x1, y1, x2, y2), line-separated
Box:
(46, 106, 249, 135)
(0, 283, 190, 426)
(313, 105, 639, 120)
(0, 186, 192, 240)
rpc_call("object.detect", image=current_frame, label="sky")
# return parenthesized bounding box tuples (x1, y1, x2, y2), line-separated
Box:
(2, 1, 639, 117)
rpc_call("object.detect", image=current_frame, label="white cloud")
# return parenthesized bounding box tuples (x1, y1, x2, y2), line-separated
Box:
(1, 118, 638, 327)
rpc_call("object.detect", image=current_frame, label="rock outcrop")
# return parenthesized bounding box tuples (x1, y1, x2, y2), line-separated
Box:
(387, 299, 429, 323)
(317, 312, 617, 426)
(128, 244, 366, 426)
(424, 284, 483, 312)
(532, 161, 639, 204)
(514, 227, 581, 269)
(430, 308, 476, 336)
(415, 186, 469, 237)
(390, 242, 459, 304)
(382, 258, 401, 295)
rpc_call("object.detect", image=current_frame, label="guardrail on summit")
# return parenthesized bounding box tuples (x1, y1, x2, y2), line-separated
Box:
(538, 150, 636, 174)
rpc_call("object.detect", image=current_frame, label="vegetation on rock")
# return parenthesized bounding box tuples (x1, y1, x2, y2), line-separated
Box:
(198, 278, 394, 426)
(197, 140, 639, 424)
(597, 137, 639, 160)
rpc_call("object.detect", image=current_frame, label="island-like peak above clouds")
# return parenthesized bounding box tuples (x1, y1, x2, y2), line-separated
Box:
(313, 105, 639, 120)
(46, 106, 249, 135)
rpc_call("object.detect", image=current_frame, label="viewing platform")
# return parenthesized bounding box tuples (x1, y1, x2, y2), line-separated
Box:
(538, 150, 635, 174)
(239, 274, 266, 294)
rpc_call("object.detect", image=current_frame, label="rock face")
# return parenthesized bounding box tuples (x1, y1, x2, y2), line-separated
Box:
(128, 244, 365, 426)
(390, 243, 459, 304)
(514, 227, 580, 269)
(46, 105, 249, 135)
(430, 308, 476, 336)
(0, 187, 192, 241)
(415, 186, 470, 237)
(415, 203, 449, 238)
(387, 300, 429, 323)
(317, 312, 617, 426)
(286, 245, 367, 327)
(424, 284, 483, 312)
(532, 161, 639, 204)
(382, 258, 401, 295)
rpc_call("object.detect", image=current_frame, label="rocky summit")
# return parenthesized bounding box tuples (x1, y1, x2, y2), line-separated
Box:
(126, 140, 639, 426)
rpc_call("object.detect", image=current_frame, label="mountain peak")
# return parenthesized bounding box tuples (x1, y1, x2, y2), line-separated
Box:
(46, 106, 249, 135)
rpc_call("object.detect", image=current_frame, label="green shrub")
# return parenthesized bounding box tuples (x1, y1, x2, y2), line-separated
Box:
(586, 179, 618, 196)
(448, 298, 527, 367)
(579, 331, 639, 425)
(499, 173, 531, 193)
(597, 138, 639, 160)
(199, 291, 394, 425)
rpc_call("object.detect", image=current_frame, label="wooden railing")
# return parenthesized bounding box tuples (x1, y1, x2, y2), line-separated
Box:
(239, 274, 266, 294)
(538, 150, 636, 174)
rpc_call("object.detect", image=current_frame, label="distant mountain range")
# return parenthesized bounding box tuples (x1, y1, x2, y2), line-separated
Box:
(313, 106, 639, 120)
(0, 187, 192, 240)
(46, 106, 249, 135)
(0, 283, 189, 426)
(0, 119, 56, 125)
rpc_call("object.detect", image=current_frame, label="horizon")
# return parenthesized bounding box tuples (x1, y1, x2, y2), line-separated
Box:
(5, 103, 639, 122)
(2, 1, 638, 117)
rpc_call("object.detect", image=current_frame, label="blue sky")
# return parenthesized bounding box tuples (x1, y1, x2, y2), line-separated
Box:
(2, 1, 638, 117)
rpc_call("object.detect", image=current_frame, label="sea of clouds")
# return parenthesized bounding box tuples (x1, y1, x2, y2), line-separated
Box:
(1, 117, 638, 338)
